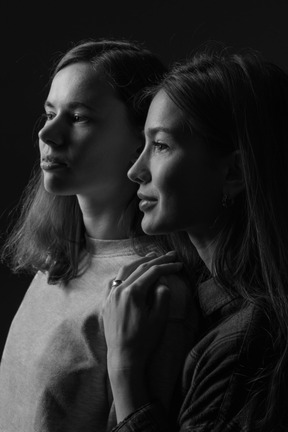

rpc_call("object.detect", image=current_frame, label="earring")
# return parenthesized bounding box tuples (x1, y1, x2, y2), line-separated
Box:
(222, 193, 234, 208)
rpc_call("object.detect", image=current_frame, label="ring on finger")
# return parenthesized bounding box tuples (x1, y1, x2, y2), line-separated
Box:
(111, 279, 123, 288)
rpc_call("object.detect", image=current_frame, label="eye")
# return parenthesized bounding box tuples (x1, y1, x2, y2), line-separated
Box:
(152, 141, 169, 152)
(72, 113, 88, 123)
(43, 112, 55, 121)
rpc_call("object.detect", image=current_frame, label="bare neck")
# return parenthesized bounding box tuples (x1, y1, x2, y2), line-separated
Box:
(186, 228, 218, 274)
(77, 195, 132, 240)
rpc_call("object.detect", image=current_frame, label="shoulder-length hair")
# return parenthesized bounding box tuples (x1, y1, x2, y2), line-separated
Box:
(2, 38, 167, 285)
(154, 44, 288, 429)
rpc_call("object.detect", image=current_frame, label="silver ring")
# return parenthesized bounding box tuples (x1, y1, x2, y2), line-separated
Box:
(111, 279, 123, 288)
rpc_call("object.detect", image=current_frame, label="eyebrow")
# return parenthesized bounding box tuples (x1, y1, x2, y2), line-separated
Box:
(44, 100, 97, 112)
(145, 127, 176, 137)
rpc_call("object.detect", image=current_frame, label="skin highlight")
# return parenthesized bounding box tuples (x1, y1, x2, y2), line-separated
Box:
(128, 89, 242, 270)
(39, 62, 142, 239)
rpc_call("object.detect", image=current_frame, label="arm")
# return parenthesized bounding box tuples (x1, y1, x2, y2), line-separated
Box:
(110, 331, 264, 432)
(102, 251, 183, 424)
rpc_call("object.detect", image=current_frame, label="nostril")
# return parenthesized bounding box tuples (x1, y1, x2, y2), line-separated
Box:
(135, 176, 144, 184)
(128, 170, 145, 185)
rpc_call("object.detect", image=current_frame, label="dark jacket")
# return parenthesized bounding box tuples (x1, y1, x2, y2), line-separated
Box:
(112, 278, 279, 432)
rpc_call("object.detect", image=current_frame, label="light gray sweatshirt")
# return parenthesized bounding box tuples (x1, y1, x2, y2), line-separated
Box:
(0, 236, 198, 432)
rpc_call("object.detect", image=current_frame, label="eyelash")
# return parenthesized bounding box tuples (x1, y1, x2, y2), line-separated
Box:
(72, 114, 87, 123)
(42, 112, 87, 123)
(43, 112, 55, 121)
(152, 141, 169, 152)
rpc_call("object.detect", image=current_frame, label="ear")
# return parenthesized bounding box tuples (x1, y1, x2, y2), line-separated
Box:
(222, 150, 245, 198)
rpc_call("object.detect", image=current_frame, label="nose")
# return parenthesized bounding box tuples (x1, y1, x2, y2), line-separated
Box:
(38, 117, 64, 148)
(128, 150, 151, 184)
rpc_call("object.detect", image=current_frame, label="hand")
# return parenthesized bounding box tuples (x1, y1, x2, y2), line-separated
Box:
(102, 251, 183, 422)
(102, 251, 183, 374)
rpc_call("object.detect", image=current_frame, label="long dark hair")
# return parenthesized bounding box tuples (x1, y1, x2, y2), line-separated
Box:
(1, 38, 167, 284)
(155, 44, 288, 429)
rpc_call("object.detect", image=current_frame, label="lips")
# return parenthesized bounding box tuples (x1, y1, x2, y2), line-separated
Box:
(40, 156, 68, 170)
(137, 192, 157, 212)
(137, 192, 157, 202)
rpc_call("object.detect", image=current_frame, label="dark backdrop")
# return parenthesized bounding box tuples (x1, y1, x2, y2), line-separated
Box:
(1, 0, 288, 357)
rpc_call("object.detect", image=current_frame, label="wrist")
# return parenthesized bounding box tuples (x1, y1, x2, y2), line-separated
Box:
(107, 349, 145, 377)
(107, 362, 150, 423)
(108, 358, 145, 384)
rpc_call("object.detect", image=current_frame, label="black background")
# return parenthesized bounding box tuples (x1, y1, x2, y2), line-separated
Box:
(1, 0, 288, 357)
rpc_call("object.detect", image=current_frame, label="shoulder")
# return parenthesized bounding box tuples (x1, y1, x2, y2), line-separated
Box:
(27, 270, 50, 290)
(19, 270, 57, 304)
(178, 298, 272, 429)
(195, 278, 268, 354)
(193, 301, 268, 374)
(188, 294, 270, 370)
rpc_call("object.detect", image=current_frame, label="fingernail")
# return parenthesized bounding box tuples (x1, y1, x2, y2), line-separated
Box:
(166, 250, 177, 256)
(146, 251, 158, 257)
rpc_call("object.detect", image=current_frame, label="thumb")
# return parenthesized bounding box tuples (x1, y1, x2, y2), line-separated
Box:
(150, 282, 170, 324)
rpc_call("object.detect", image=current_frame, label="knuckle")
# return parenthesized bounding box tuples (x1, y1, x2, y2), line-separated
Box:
(123, 287, 131, 297)
(139, 262, 149, 271)
(149, 264, 159, 275)
(122, 286, 134, 299)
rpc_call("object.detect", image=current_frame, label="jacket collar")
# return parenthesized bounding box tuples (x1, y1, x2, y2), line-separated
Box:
(197, 278, 240, 317)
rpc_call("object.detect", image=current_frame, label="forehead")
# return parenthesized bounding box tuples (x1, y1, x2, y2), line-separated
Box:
(48, 62, 117, 106)
(145, 89, 186, 135)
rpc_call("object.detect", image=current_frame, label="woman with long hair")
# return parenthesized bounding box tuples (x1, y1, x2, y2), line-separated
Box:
(102, 44, 288, 431)
(0, 39, 198, 431)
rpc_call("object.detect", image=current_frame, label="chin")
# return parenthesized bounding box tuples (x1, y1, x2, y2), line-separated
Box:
(141, 216, 173, 236)
(43, 182, 73, 196)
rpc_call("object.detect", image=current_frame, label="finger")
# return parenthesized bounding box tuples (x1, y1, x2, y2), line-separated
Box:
(114, 251, 161, 282)
(118, 251, 179, 287)
(153, 284, 170, 311)
(145, 251, 159, 257)
(149, 284, 170, 326)
(128, 261, 183, 297)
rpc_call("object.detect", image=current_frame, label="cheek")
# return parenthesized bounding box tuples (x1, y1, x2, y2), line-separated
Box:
(76, 145, 135, 187)
(157, 160, 191, 201)
(158, 161, 222, 222)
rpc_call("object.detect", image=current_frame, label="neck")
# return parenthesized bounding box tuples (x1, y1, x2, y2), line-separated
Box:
(185, 208, 228, 274)
(186, 227, 219, 274)
(77, 195, 132, 240)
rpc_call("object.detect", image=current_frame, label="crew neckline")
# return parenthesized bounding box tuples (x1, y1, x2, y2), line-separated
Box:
(85, 234, 153, 257)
